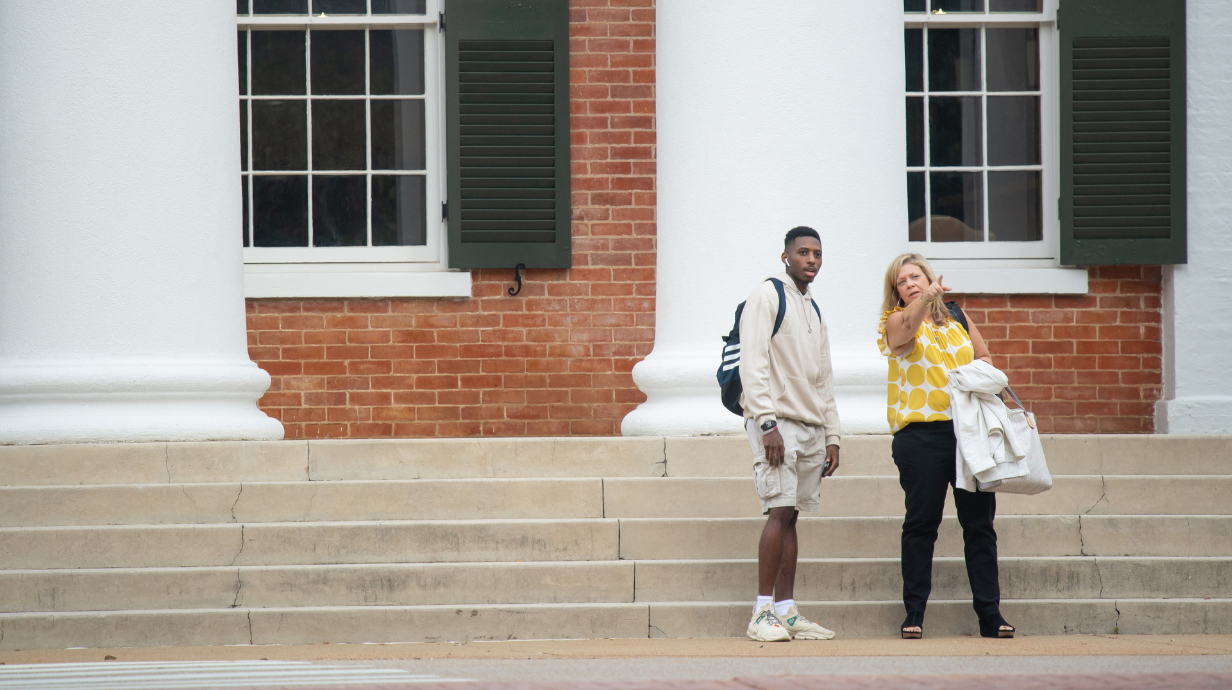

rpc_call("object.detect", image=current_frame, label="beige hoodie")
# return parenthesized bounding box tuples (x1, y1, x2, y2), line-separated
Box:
(738, 273, 842, 447)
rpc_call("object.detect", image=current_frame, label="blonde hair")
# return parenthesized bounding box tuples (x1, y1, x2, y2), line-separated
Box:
(881, 253, 949, 325)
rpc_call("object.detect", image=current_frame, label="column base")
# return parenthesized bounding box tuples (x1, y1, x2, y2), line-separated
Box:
(0, 361, 283, 444)
(1156, 396, 1232, 435)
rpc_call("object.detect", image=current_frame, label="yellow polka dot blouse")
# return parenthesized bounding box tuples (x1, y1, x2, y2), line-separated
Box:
(876, 307, 975, 434)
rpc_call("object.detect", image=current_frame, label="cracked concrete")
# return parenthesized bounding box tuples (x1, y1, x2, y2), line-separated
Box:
(229, 484, 243, 523)
(230, 525, 246, 566)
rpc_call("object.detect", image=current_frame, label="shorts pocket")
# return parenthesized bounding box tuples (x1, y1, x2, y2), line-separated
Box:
(754, 461, 783, 499)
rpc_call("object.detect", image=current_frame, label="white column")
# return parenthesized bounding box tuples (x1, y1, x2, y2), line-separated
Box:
(1157, 0, 1232, 433)
(623, 1, 906, 437)
(0, 1, 282, 443)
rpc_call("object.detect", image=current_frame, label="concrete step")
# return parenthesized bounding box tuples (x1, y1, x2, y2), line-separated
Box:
(603, 476, 1232, 518)
(0, 520, 619, 569)
(0, 479, 603, 526)
(617, 515, 1232, 560)
(2, 557, 1226, 613)
(2, 598, 1230, 650)
(4, 435, 1228, 486)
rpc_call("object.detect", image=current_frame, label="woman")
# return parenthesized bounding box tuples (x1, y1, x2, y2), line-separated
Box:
(876, 253, 1015, 640)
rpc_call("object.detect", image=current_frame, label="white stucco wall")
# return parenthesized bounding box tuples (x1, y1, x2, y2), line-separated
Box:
(623, 0, 906, 436)
(0, 1, 282, 442)
(1157, 0, 1232, 433)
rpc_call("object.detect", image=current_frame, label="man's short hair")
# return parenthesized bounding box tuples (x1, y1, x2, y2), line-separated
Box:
(785, 226, 821, 249)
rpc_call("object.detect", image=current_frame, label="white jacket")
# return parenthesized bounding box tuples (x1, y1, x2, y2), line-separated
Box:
(948, 360, 1029, 492)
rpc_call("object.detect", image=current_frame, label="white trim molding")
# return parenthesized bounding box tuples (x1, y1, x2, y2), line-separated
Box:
(244, 265, 471, 299)
(940, 266, 1088, 294)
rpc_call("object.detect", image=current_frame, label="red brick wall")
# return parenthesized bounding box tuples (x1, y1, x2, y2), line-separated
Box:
(955, 266, 1163, 433)
(245, 0, 656, 439)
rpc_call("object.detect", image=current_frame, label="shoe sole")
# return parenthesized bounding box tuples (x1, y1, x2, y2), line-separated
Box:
(747, 629, 791, 642)
(791, 632, 836, 640)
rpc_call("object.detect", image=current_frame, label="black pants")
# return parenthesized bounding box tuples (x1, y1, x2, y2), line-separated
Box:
(892, 420, 1001, 620)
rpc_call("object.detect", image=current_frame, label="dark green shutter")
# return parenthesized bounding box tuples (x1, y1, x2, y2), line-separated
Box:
(1060, 0, 1186, 265)
(445, 0, 571, 269)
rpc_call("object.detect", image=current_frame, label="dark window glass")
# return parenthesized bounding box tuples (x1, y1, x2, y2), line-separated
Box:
(904, 0, 926, 11)
(990, 0, 1042, 10)
(254, 0, 307, 14)
(238, 0, 250, 14)
(928, 28, 981, 92)
(313, 0, 366, 13)
(253, 175, 309, 246)
(929, 96, 982, 167)
(251, 31, 306, 95)
(986, 28, 1039, 92)
(311, 30, 365, 95)
(989, 171, 1042, 241)
(930, 172, 984, 241)
(372, 0, 427, 14)
(370, 30, 425, 95)
(932, 0, 984, 11)
(313, 176, 367, 246)
(908, 173, 926, 241)
(242, 176, 250, 247)
(252, 100, 307, 170)
(371, 100, 426, 170)
(312, 100, 367, 171)
(238, 31, 248, 94)
(240, 101, 249, 171)
(906, 97, 924, 167)
(905, 29, 923, 92)
(373, 175, 426, 245)
(987, 96, 1040, 166)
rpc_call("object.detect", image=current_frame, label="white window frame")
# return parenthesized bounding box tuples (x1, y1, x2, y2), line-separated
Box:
(905, 0, 1085, 293)
(238, 0, 469, 298)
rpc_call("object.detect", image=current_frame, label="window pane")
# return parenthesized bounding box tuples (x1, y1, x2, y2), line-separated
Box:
(252, 31, 306, 95)
(254, 0, 307, 14)
(311, 31, 365, 95)
(313, 176, 367, 246)
(905, 29, 923, 92)
(253, 175, 308, 247)
(313, 0, 366, 14)
(238, 0, 250, 14)
(242, 176, 250, 247)
(929, 96, 982, 167)
(240, 101, 249, 171)
(932, 0, 984, 11)
(252, 100, 307, 170)
(371, 100, 426, 170)
(312, 100, 366, 171)
(986, 28, 1039, 92)
(987, 96, 1040, 166)
(906, 97, 924, 167)
(370, 30, 425, 96)
(238, 31, 247, 94)
(904, 0, 926, 12)
(990, 0, 1042, 10)
(372, 0, 427, 14)
(989, 171, 1042, 241)
(930, 172, 983, 241)
(928, 28, 980, 92)
(373, 175, 426, 245)
(908, 172, 926, 241)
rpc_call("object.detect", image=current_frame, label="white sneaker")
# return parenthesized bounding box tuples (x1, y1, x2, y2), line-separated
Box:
(747, 604, 792, 642)
(780, 604, 836, 640)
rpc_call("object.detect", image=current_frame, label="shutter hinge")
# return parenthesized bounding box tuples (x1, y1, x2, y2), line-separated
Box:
(442, 200, 449, 221)
(1055, 7, 1059, 32)
(438, 11, 446, 31)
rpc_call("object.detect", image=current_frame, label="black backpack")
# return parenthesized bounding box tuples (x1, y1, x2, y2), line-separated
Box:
(717, 278, 822, 416)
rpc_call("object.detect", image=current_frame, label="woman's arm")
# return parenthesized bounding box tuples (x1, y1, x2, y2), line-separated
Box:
(967, 319, 993, 364)
(885, 277, 950, 356)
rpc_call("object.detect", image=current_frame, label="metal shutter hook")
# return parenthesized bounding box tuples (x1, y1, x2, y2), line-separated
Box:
(508, 263, 526, 296)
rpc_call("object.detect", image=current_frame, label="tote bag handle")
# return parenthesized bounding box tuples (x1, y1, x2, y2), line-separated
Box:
(1002, 386, 1035, 430)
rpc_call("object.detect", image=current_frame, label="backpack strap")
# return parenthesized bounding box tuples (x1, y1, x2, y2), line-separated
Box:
(767, 278, 788, 337)
(810, 299, 821, 323)
(945, 300, 969, 333)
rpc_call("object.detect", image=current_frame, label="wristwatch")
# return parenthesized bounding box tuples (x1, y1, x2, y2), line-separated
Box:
(760, 420, 778, 435)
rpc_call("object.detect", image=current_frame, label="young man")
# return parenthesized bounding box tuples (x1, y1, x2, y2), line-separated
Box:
(739, 226, 841, 642)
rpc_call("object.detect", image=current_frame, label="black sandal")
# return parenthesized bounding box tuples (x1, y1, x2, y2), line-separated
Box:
(901, 611, 924, 639)
(979, 613, 1015, 638)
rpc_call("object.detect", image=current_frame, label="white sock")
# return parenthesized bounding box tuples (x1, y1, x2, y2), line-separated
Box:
(755, 595, 774, 613)
(774, 599, 795, 617)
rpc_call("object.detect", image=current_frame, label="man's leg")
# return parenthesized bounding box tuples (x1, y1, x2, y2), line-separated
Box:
(758, 506, 798, 596)
(773, 509, 799, 600)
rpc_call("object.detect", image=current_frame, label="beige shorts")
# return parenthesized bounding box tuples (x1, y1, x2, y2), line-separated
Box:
(745, 417, 829, 514)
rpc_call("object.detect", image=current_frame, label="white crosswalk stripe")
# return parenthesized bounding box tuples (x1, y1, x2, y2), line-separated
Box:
(0, 660, 472, 689)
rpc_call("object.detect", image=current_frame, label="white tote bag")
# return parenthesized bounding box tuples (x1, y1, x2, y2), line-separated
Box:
(977, 387, 1053, 495)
